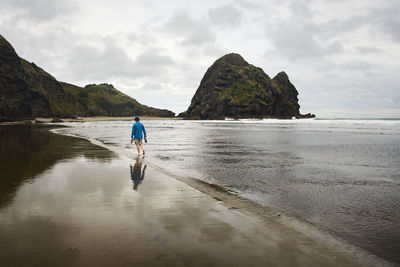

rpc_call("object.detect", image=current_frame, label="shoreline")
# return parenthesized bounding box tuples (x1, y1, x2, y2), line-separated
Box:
(51, 124, 393, 267)
(0, 116, 182, 125)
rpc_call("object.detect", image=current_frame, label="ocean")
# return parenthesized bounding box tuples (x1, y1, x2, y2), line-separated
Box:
(55, 118, 400, 263)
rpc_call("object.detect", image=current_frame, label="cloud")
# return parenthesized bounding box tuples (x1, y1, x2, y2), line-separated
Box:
(355, 46, 381, 54)
(164, 12, 216, 46)
(126, 32, 157, 46)
(140, 82, 163, 92)
(236, 0, 264, 11)
(208, 4, 244, 28)
(270, 21, 344, 60)
(65, 42, 175, 81)
(266, 0, 344, 61)
(340, 60, 376, 71)
(136, 50, 173, 66)
(66, 43, 129, 80)
(288, 1, 314, 19)
(371, 2, 400, 43)
(315, 1, 400, 42)
(0, 0, 77, 23)
(265, 0, 400, 63)
(202, 44, 229, 58)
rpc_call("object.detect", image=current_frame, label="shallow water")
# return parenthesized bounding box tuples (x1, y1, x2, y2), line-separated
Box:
(56, 118, 400, 264)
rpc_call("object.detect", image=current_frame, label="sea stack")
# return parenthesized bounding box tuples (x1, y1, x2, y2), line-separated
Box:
(179, 53, 315, 119)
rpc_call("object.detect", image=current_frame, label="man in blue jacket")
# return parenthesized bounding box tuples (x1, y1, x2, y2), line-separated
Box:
(130, 117, 147, 156)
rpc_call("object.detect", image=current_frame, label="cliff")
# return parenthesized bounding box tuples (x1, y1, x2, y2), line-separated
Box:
(0, 34, 174, 121)
(179, 53, 315, 119)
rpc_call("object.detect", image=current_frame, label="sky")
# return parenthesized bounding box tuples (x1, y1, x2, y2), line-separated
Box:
(0, 0, 399, 118)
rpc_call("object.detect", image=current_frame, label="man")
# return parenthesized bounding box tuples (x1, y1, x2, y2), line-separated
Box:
(130, 117, 147, 156)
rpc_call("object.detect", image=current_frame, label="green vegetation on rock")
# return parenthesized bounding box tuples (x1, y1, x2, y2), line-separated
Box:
(62, 83, 174, 117)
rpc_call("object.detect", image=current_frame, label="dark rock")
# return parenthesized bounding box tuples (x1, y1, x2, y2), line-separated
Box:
(298, 113, 316, 119)
(50, 118, 64, 123)
(35, 119, 46, 124)
(179, 53, 314, 119)
(178, 111, 188, 118)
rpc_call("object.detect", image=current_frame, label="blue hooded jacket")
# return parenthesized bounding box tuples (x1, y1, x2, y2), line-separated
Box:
(131, 121, 147, 140)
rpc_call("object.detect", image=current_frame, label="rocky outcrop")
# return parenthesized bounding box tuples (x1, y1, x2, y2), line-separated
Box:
(179, 53, 315, 119)
(0, 34, 175, 121)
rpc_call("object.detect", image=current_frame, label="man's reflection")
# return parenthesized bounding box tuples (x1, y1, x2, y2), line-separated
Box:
(130, 157, 147, 190)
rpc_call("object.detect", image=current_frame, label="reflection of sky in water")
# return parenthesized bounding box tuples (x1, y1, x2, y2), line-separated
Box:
(4, 146, 311, 267)
(55, 119, 400, 263)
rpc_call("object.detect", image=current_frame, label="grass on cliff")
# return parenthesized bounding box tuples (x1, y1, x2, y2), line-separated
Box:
(21, 59, 82, 117)
(217, 64, 274, 106)
(62, 83, 156, 116)
(21, 59, 48, 96)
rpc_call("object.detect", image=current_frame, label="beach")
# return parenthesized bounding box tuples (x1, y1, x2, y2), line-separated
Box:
(0, 122, 397, 266)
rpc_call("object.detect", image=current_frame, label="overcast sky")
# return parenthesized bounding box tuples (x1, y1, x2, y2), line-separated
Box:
(1, 0, 399, 117)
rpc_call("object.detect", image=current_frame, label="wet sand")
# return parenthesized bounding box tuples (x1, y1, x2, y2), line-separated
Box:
(0, 125, 391, 266)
